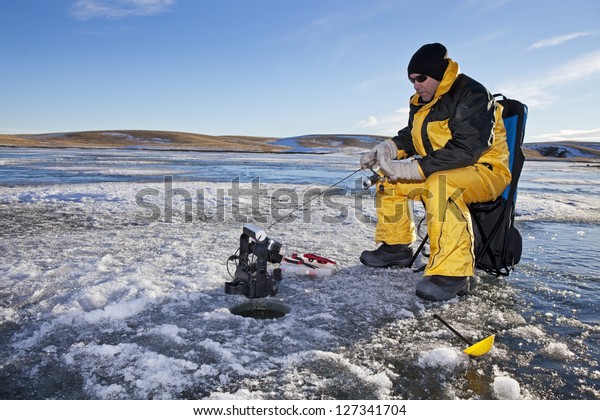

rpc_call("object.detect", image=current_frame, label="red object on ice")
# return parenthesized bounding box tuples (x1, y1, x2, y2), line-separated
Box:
(303, 253, 337, 266)
(285, 254, 318, 269)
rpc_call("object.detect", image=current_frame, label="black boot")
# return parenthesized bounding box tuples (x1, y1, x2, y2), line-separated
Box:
(415, 275, 472, 301)
(360, 243, 414, 268)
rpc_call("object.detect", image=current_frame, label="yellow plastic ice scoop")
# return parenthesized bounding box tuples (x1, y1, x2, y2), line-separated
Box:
(433, 314, 495, 357)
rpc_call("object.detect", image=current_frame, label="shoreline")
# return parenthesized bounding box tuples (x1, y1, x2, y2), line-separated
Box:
(1, 143, 599, 163)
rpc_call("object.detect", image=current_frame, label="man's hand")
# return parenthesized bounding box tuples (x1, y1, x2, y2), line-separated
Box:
(378, 157, 424, 181)
(360, 139, 398, 169)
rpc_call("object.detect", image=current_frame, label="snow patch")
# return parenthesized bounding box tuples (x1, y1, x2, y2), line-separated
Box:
(492, 376, 521, 400)
(207, 389, 266, 400)
(417, 347, 468, 371)
(64, 342, 198, 399)
(510, 325, 547, 342)
(147, 324, 188, 343)
(541, 342, 576, 360)
(82, 297, 151, 323)
(0, 307, 19, 324)
(97, 254, 121, 272)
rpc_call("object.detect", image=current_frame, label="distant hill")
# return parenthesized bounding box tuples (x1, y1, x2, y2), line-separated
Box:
(0, 130, 386, 154)
(523, 142, 600, 161)
(1, 130, 599, 161)
(0, 130, 285, 153)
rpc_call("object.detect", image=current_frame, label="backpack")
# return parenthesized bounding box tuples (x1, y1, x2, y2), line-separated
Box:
(470, 94, 528, 276)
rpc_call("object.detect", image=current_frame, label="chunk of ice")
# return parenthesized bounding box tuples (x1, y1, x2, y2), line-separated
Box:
(493, 376, 521, 400)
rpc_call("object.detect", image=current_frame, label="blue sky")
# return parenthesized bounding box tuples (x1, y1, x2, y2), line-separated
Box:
(1, 0, 599, 142)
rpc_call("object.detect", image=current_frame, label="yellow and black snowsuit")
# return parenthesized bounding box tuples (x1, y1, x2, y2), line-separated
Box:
(375, 59, 511, 277)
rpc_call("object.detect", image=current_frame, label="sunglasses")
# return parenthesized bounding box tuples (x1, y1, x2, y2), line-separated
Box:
(409, 74, 428, 84)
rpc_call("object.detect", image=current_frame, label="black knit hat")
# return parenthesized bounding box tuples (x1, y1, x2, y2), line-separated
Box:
(407, 43, 449, 82)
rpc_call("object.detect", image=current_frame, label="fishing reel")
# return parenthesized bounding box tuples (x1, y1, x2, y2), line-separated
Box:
(225, 224, 283, 299)
(362, 165, 386, 190)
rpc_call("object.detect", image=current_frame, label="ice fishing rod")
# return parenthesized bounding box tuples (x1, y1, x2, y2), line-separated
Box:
(266, 168, 363, 230)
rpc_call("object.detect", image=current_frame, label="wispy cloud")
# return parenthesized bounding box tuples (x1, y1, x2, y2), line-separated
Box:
(275, 1, 402, 46)
(496, 49, 600, 108)
(457, 0, 514, 16)
(275, 18, 334, 44)
(531, 127, 600, 142)
(357, 108, 410, 136)
(458, 29, 509, 49)
(527, 32, 594, 50)
(542, 49, 600, 86)
(69, 0, 175, 20)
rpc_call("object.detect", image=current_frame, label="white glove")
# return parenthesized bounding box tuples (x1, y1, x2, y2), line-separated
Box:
(360, 139, 398, 169)
(378, 157, 424, 181)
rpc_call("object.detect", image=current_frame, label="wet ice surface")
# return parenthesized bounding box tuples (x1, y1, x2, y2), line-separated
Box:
(0, 149, 599, 400)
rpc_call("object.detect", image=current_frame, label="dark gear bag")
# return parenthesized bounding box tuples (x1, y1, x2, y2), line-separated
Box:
(471, 94, 527, 276)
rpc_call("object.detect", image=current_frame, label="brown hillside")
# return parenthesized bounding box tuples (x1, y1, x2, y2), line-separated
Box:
(0, 130, 286, 152)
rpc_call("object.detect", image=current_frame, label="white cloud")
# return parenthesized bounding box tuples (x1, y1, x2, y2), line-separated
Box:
(495, 82, 558, 109)
(70, 0, 175, 20)
(531, 127, 600, 142)
(527, 32, 594, 50)
(495, 49, 600, 108)
(357, 108, 410, 136)
(541, 49, 600, 86)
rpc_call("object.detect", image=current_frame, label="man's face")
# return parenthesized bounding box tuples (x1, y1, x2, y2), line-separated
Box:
(409, 73, 440, 102)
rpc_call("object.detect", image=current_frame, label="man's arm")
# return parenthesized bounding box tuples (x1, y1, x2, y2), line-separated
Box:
(418, 85, 496, 177)
(391, 125, 416, 159)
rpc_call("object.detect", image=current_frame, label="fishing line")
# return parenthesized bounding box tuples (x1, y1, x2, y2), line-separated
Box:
(266, 168, 362, 230)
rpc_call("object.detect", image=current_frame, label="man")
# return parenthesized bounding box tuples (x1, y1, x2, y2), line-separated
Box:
(360, 43, 511, 301)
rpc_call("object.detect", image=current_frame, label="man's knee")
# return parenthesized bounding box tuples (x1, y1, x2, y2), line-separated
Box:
(422, 172, 471, 223)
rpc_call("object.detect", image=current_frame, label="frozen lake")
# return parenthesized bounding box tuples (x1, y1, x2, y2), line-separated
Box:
(0, 148, 598, 399)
